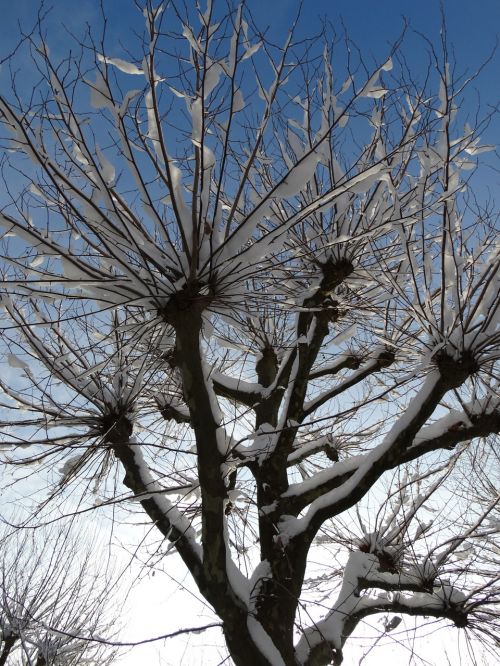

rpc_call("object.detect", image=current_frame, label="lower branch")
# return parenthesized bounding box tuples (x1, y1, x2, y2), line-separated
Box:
(112, 439, 204, 585)
(295, 551, 469, 666)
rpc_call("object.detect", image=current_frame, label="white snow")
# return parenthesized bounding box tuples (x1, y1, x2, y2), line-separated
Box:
(88, 72, 114, 110)
(212, 371, 264, 396)
(247, 617, 286, 666)
(97, 53, 143, 75)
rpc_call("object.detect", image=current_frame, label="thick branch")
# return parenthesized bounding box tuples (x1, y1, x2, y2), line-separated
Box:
(287, 436, 339, 466)
(303, 349, 394, 417)
(212, 372, 264, 407)
(111, 439, 204, 587)
(296, 551, 468, 666)
(398, 410, 500, 465)
(282, 405, 500, 523)
(283, 360, 485, 538)
(308, 354, 361, 380)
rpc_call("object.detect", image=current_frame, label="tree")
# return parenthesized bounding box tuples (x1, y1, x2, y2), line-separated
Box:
(0, 522, 118, 665)
(0, 1, 499, 664)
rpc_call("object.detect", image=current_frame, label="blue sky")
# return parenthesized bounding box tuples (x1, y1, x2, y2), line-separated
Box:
(2, 0, 498, 145)
(2, 0, 499, 70)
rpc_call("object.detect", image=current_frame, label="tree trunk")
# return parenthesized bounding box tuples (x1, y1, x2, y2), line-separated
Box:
(0, 636, 17, 666)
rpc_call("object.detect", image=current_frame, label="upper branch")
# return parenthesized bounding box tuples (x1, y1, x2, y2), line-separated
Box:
(303, 349, 395, 418)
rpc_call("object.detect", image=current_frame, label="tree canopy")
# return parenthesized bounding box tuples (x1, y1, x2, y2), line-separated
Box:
(0, 2, 499, 664)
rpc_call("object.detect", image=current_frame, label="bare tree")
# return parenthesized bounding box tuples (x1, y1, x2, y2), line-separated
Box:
(0, 522, 119, 665)
(0, 2, 499, 664)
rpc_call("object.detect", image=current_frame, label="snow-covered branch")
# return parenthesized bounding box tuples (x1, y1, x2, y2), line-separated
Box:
(295, 551, 469, 666)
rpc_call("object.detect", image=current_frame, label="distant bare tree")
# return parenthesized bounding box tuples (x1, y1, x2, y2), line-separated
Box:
(0, 523, 118, 665)
(0, 1, 498, 664)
